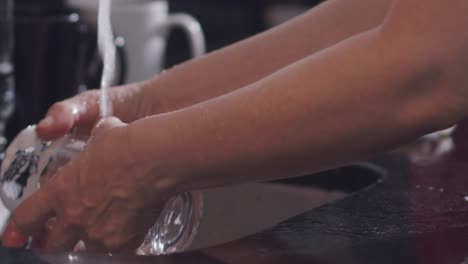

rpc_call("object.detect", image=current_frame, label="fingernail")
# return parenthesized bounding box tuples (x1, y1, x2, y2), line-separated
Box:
(38, 117, 54, 128)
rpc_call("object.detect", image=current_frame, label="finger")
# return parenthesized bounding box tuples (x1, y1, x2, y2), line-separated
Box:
(12, 187, 56, 237)
(45, 219, 81, 253)
(91, 117, 126, 137)
(1, 220, 28, 248)
(37, 92, 100, 140)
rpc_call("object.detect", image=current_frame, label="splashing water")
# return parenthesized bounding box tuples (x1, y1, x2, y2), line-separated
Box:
(98, 0, 116, 118)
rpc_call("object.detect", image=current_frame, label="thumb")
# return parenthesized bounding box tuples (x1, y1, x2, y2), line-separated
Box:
(91, 117, 127, 137)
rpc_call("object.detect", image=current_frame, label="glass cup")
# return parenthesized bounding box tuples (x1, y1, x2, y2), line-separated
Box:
(0, 125, 203, 254)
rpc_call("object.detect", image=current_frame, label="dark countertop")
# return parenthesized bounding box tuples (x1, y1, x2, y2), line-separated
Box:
(2, 125, 468, 263)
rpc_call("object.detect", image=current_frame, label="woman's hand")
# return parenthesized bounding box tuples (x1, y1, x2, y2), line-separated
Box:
(10, 117, 172, 253)
(36, 82, 163, 141)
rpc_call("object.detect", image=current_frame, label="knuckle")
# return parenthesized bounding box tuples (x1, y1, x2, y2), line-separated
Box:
(49, 102, 68, 113)
(84, 89, 99, 97)
(81, 90, 100, 104)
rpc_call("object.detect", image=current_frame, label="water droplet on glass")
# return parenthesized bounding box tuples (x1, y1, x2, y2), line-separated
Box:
(428, 186, 435, 191)
(439, 188, 444, 193)
(464, 196, 468, 202)
(415, 185, 421, 189)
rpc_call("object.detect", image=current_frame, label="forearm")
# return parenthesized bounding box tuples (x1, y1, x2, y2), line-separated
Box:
(129, 27, 450, 193)
(146, 0, 395, 113)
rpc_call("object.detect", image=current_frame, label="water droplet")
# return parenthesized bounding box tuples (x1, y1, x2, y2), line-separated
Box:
(415, 185, 421, 189)
(464, 196, 468, 202)
(71, 107, 79, 116)
(428, 186, 435, 191)
(115, 36, 125, 47)
(439, 188, 444, 193)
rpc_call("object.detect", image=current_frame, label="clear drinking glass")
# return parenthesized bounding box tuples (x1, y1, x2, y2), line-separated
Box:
(0, 126, 203, 254)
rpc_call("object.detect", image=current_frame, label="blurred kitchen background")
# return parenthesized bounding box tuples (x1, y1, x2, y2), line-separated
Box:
(166, 0, 323, 66)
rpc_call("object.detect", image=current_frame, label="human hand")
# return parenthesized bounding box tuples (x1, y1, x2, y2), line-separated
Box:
(36, 82, 163, 141)
(9, 117, 171, 253)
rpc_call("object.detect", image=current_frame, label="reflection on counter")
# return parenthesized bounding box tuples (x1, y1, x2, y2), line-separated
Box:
(190, 163, 381, 250)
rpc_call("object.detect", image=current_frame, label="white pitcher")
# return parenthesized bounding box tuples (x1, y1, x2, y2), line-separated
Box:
(67, 0, 206, 83)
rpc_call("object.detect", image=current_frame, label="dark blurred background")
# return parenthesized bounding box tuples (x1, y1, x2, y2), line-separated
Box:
(166, 0, 324, 67)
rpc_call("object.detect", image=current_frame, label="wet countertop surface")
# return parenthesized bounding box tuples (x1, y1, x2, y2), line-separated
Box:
(2, 125, 468, 263)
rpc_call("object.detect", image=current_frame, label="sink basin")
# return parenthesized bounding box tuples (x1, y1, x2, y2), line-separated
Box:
(188, 162, 384, 251)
